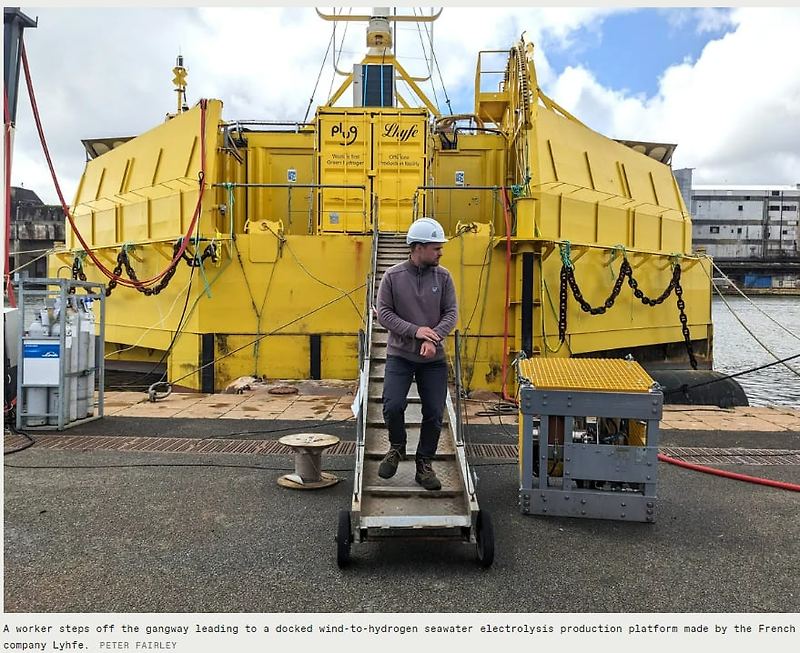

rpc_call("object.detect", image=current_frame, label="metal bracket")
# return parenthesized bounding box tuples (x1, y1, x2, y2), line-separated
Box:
(629, 252, 648, 270)
(570, 246, 588, 265)
(539, 242, 556, 261)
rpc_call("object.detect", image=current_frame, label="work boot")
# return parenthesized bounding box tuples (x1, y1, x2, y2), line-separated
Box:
(378, 446, 404, 479)
(414, 457, 442, 491)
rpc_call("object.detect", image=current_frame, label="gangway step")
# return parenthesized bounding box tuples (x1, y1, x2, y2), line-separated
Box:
(362, 459, 463, 493)
(368, 380, 419, 401)
(368, 402, 448, 426)
(365, 427, 456, 457)
(337, 232, 492, 568)
(360, 461, 469, 520)
(363, 486, 462, 498)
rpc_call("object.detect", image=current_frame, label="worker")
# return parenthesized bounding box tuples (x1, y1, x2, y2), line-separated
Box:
(376, 217, 458, 490)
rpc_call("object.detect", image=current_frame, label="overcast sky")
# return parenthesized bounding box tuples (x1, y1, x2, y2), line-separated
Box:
(9, 5, 800, 205)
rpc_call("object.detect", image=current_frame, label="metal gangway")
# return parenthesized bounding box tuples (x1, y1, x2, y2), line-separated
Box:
(336, 232, 494, 567)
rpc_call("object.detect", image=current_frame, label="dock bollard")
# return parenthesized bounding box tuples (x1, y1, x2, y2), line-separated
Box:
(277, 433, 340, 490)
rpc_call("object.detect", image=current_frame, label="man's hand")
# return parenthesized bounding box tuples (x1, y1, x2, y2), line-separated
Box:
(415, 326, 441, 343)
(419, 340, 437, 359)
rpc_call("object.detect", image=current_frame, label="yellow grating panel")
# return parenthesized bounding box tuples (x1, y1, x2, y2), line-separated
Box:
(518, 358, 654, 393)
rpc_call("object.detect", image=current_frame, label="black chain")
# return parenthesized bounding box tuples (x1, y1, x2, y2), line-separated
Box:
(627, 262, 679, 306)
(558, 265, 569, 341)
(181, 242, 218, 267)
(674, 266, 698, 370)
(103, 241, 184, 297)
(69, 257, 87, 294)
(564, 258, 631, 320)
(104, 252, 125, 297)
(558, 257, 698, 369)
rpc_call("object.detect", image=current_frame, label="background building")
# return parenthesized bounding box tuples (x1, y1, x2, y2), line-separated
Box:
(673, 167, 693, 214)
(690, 184, 800, 259)
(9, 186, 65, 280)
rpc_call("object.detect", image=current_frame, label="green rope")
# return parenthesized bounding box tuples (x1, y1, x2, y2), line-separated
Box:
(510, 174, 531, 199)
(195, 242, 213, 300)
(73, 251, 87, 274)
(559, 241, 573, 269)
(609, 244, 626, 280)
(224, 182, 235, 238)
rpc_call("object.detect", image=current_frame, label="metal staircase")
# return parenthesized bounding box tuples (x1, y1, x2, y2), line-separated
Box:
(336, 232, 494, 568)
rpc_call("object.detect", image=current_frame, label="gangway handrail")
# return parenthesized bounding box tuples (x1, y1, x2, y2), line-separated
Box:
(415, 185, 503, 191)
(351, 206, 380, 519)
(454, 330, 465, 446)
(212, 182, 366, 190)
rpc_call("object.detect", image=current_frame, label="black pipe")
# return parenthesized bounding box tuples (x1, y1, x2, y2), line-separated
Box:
(310, 334, 321, 380)
(201, 333, 215, 393)
(3, 8, 37, 125)
(521, 252, 534, 356)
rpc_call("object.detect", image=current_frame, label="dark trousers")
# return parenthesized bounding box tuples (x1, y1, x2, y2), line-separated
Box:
(382, 355, 448, 459)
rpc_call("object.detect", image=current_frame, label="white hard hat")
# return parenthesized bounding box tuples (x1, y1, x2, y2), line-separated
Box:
(406, 217, 447, 245)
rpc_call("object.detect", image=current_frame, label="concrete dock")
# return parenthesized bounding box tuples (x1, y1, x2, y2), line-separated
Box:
(4, 385, 800, 613)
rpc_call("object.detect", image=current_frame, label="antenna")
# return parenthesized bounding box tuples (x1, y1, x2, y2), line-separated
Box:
(172, 53, 188, 114)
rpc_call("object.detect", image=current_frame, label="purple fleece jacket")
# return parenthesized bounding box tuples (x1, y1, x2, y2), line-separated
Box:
(376, 259, 458, 363)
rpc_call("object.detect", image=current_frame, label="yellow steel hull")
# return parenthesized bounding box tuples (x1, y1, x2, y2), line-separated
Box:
(49, 45, 713, 392)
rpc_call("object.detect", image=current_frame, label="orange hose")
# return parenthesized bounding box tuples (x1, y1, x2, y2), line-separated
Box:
(21, 41, 207, 289)
(658, 453, 800, 492)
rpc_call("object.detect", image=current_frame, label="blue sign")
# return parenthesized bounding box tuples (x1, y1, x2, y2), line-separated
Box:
(23, 343, 60, 359)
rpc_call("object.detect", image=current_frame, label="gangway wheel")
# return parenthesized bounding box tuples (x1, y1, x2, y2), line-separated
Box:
(475, 510, 495, 568)
(336, 509, 352, 568)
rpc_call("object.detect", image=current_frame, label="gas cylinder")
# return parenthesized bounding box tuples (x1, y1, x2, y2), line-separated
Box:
(47, 320, 63, 426)
(82, 298, 96, 417)
(24, 316, 49, 427)
(66, 298, 79, 423)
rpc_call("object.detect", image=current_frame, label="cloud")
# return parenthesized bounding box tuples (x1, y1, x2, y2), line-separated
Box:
(11, 6, 624, 204)
(542, 7, 800, 185)
(9, 7, 799, 207)
(664, 8, 734, 35)
(693, 8, 735, 34)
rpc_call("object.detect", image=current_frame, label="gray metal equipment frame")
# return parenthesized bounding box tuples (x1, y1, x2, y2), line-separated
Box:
(15, 278, 106, 430)
(518, 385, 663, 522)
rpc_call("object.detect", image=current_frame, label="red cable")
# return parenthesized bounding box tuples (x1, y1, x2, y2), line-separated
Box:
(20, 41, 207, 288)
(3, 88, 16, 306)
(658, 453, 800, 492)
(500, 187, 515, 402)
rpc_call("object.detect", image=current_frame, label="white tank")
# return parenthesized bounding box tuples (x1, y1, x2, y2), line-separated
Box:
(67, 300, 80, 422)
(76, 299, 91, 418)
(47, 321, 63, 426)
(24, 316, 49, 427)
(83, 299, 96, 417)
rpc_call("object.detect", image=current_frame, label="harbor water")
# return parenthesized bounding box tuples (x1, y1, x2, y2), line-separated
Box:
(711, 295, 800, 406)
